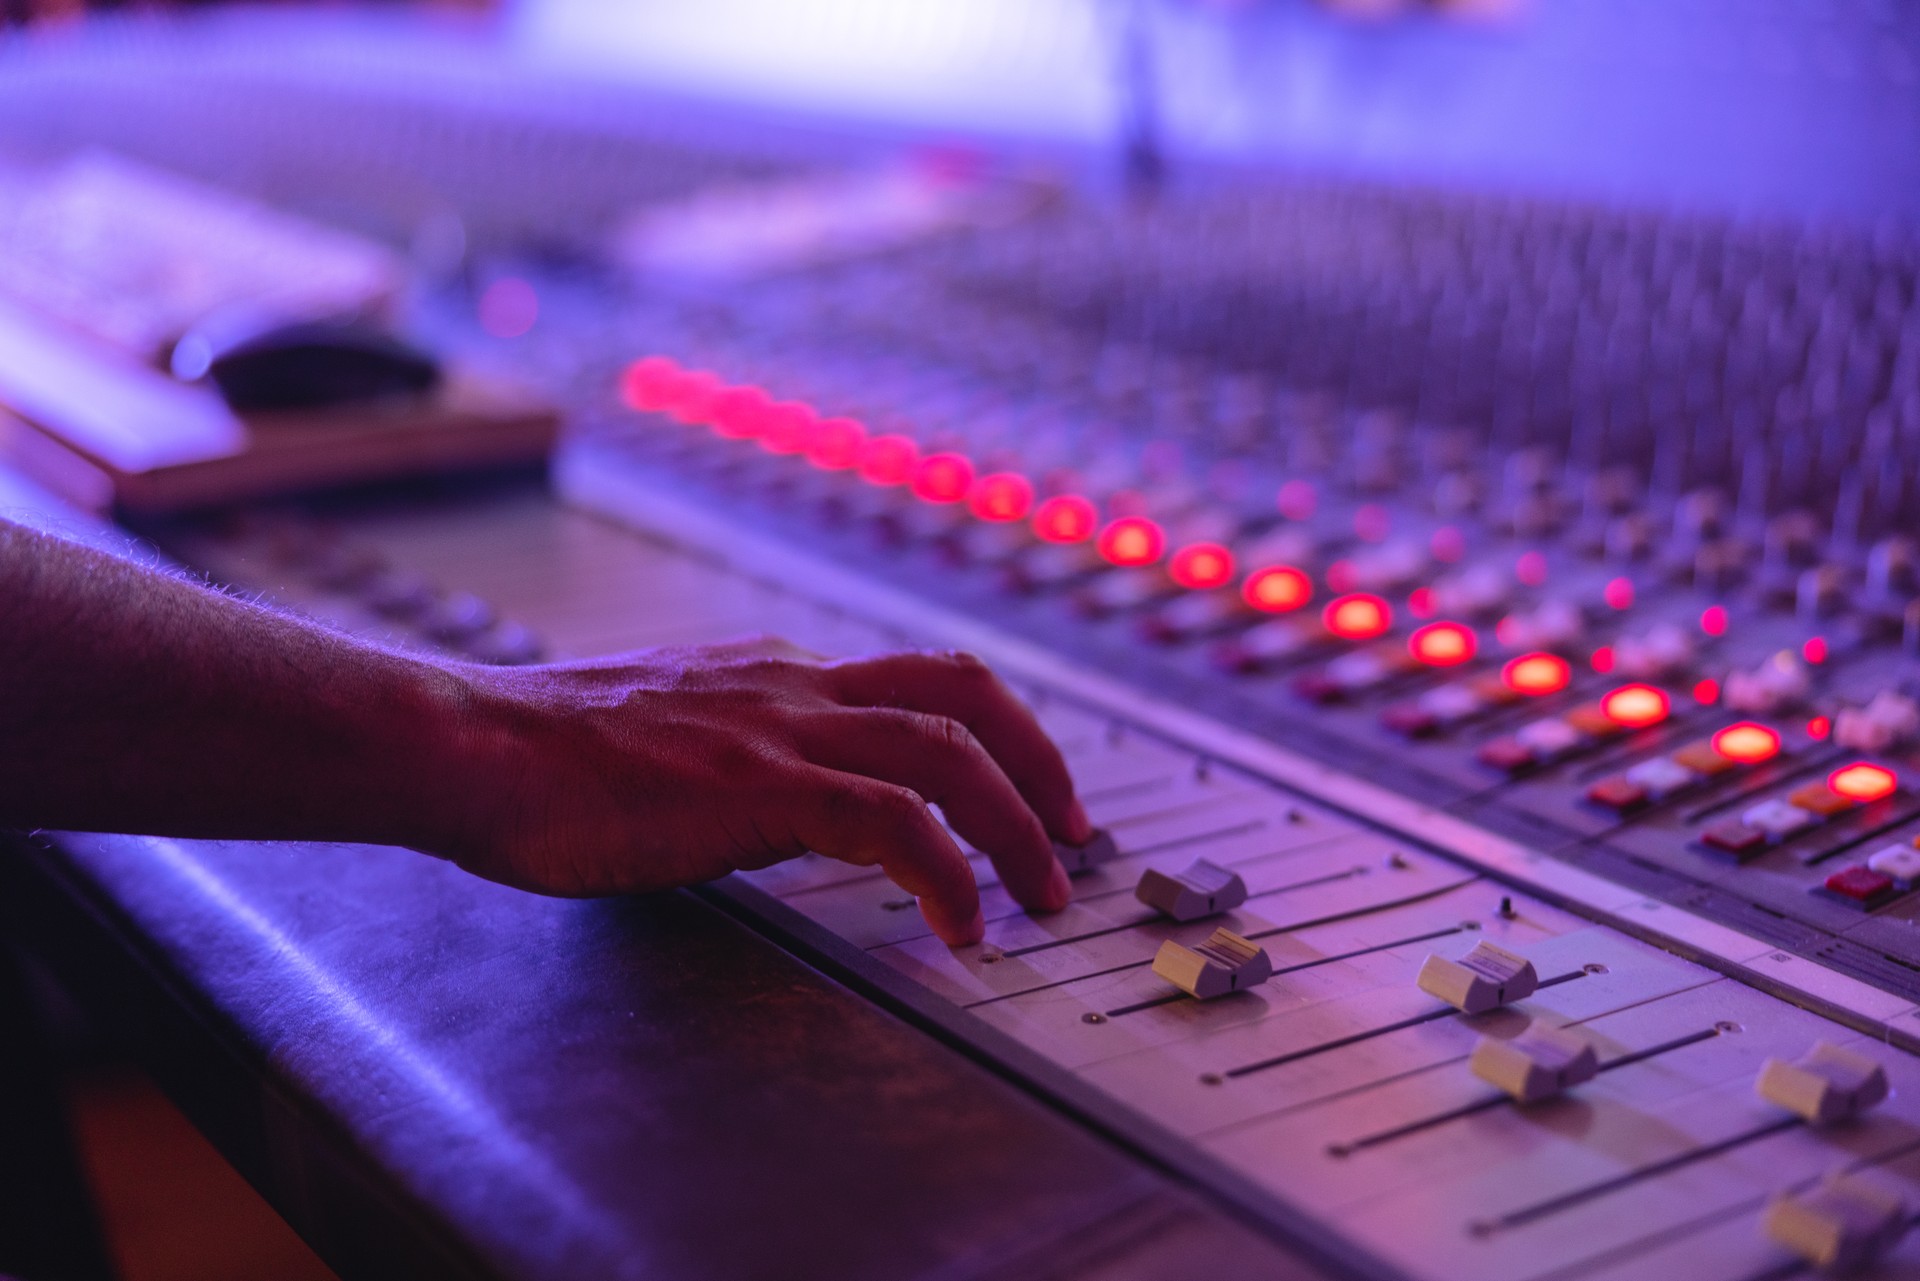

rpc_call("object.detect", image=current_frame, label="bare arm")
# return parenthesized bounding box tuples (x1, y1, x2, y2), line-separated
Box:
(0, 518, 1088, 944)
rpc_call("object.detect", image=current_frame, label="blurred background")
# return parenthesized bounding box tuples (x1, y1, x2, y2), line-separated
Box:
(1, 3, 1917, 1279)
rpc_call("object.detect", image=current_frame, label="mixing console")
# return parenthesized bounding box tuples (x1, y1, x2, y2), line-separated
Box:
(127, 473, 1920, 1281)
(539, 174, 1920, 1014)
(8, 10, 1920, 1277)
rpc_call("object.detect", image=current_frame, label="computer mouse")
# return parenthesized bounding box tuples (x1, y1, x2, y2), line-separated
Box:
(173, 318, 442, 413)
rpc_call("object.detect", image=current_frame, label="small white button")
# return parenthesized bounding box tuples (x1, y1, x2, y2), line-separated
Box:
(1153, 928, 1273, 1000)
(1417, 941, 1539, 1014)
(1741, 798, 1817, 839)
(1054, 830, 1118, 874)
(1765, 1174, 1906, 1273)
(1516, 718, 1583, 756)
(1866, 842, 1920, 887)
(1836, 690, 1920, 753)
(1469, 1021, 1600, 1103)
(1325, 650, 1390, 690)
(1135, 858, 1248, 922)
(1418, 684, 1483, 721)
(1624, 756, 1700, 800)
(1756, 1042, 1889, 1124)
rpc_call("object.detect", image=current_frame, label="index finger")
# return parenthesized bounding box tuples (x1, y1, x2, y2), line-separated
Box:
(824, 650, 1092, 848)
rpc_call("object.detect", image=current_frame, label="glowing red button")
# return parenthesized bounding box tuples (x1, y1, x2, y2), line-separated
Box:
(1098, 517, 1166, 567)
(1601, 684, 1670, 730)
(1243, 565, 1312, 614)
(620, 356, 682, 412)
(1409, 621, 1477, 667)
(807, 418, 867, 470)
(710, 386, 774, 439)
(857, 435, 920, 486)
(758, 402, 819, 455)
(1503, 652, 1570, 697)
(1829, 762, 1898, 804)
(1033, 495, 1097, 544)
(1323, 593, 1391, 641)
(665, 370, 722, 424)
(911, 453, 975, 504)
(969, 473, 1034, 523)
(1169, 542, 1235, 590)
(1711, 722, 1781, 765)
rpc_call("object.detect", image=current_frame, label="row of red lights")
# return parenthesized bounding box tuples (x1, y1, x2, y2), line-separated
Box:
(623, 358, 1837, 699)
(627, 360, 1659, 694)
(625, 357, 1308, 592)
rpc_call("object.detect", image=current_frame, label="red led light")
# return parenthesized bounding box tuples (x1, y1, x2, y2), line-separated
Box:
(807, 417, 866, 469)
(710, 386, 774, 440)
(758, 402, 819, 455)
(1242, 565, 1312, 613)
(1323, 593, 1392, 641)
(1033, 495, 1097, 544)
(1712, 722, 1781, 765)
(1098, 517, 1166, 567)
(1808, 715, 1832, 741)
(1601, 684, 1670, 729)
(1591, 646, 1616, 674)
(969, 473, 1033, 523)
(1516, 551, 1548, 587)
(857, 435, 919, 486)
(1700, 605, 1728, 637)
(1410, 621, 1477, 667)
(620, 356, 682, 412)
(1829, 762, 1897, 803)
(1803, 636, 1829, 664)
(1503, 652, 1570, 697)
(1169, 542, 1235, 590)
(910, 453, 975, 504)
(1408, 586, 1436, 619)
(1603, 577, 1635, 611)
(1693, 678, 1721, 704)
(665, 370, 722, 424)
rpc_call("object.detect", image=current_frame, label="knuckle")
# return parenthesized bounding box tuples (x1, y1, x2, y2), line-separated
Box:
(940, 649, 993, 680)
(863, 781, 934, 832)
(880, 709, 980, 758)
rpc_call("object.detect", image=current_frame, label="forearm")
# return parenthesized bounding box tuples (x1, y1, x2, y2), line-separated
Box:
(0, 517, 475, 849)
(0, 516, 1086, 943)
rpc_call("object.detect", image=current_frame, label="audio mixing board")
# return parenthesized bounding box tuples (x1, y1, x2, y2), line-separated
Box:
(9, 9, 1920, 1278)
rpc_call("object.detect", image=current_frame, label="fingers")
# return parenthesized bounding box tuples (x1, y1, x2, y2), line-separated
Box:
(787, 767, 983, 945)
(799, 709, 1071, 913)
(825, 651, 1090, 848)
(708, 632, 826, 663)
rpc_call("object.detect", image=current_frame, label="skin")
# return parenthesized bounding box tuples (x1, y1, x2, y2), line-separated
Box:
(0, 516, 1089, 945)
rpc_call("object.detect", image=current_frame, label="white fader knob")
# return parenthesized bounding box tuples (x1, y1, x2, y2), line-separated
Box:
(1756, 1043, 1889, 1124)
(1417, 941, 1539, 1014)
(1054, 829, 1118, 874)
(1135, 859, 1249, 922)
(1152, 928, 1273, 1000)
(1469, 1021, 1599, 1103)
(1764, 1175, 1907, 1273)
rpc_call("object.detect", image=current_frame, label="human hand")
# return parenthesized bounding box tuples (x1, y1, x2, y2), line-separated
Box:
(440, 638, 1092, 945)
